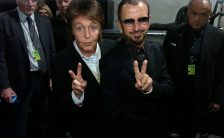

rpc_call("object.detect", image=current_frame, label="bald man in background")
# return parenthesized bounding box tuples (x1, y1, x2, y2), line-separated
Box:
(163, 0, 224, 137)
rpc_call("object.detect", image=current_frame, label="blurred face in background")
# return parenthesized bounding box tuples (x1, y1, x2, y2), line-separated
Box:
(118, 1, 150, 47)
(38, 8, 48, 17)
(16, 0, 37, 15)
(188, 0, 211, 29)
(72, 15, 101, 57)
(56, 0, 72, 15)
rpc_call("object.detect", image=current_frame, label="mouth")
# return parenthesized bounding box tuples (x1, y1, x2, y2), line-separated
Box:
(83, 42, 92, 46)
(130, 30, 144, 36)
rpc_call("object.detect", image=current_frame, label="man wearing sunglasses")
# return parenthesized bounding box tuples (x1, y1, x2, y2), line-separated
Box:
(0, 0, 55, 138)
(100, 0, 173, 137)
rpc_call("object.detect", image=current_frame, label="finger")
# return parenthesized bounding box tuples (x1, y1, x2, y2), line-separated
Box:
(72, 79, 82, 87)
(72, 87, 84, 96)
(73, 85, 85, 94)
(141, 60, 148, 74)
(77, 63, 82, 78)
(141, 74, 149, 86)
(142, 77, 153, 91)
(69, 70, 77, 80)
(133, 60, 140, 75)
(135, 80, 142, 90)
(72, 80, 85, 93)
(82, 80, 87, 89)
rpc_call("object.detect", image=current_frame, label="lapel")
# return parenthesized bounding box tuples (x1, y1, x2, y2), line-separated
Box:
(69, 45, 100, 86)
(119, 41, 136, 79)
(199, 24, 209, 67)
(173, 24, 187, 66)
(99, 39, 116, 57)
(11, 9, 28, 54)
(34, 13, 47, 55)
(144, 40, 156, 77)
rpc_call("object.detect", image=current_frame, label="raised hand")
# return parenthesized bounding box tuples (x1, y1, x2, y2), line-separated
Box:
(133, 60, 153, 92)
(69, 63, 87, 98)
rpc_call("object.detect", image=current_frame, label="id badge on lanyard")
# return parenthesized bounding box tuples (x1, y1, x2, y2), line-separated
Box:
(188, 56, 196, 76)
(188, 64, 195, 75)
(32, 50, 41, 61)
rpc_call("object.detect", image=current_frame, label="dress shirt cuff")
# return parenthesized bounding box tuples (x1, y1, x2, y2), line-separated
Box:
(142, 87, 153, 94)
(71, 91, 84, 106)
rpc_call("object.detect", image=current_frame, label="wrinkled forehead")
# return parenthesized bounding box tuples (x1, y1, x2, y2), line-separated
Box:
(17, 0, 38, 3)
(189, 0, 211, 11)
(56, 0, 72, 4)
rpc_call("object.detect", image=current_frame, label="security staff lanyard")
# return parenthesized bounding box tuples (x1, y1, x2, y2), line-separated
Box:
(188, 29, 204, 76)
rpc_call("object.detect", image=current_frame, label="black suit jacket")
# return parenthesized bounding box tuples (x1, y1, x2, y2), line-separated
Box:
(0, 9, 55, 101)
(100, 37, 173, 137)
(163, 23, 224, 114)
(51, 14, 71, 53)
(50, 39, 116, 137)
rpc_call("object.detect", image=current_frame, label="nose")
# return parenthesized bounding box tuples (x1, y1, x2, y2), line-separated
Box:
(83, 28, 90, 39)
(133, 21, 140, 31)
(61, 1, 67, 6)
(194, 14, 200, 22)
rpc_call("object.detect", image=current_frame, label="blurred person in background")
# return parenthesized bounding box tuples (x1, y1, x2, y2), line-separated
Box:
(37, 2, 53, 18)
(163, 0, 224, 137)
(51, 0, 72, 53)
(0, 0, 55, 137)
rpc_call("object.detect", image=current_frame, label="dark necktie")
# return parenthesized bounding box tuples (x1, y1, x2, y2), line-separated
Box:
(135, 48, 147, 68)
(27, 16, 47, 73)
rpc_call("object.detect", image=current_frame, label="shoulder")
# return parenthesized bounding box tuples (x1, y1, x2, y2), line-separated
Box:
(206, 24, 224, 35)
(145, 38, 161, 49)
(35, 12, 51, 24)
(0, 9, 17, 22)
(166, 23, 187, 34)
(51, 45, 74, 63)
(99, 38, 117, 55)
(145, 38, 165, 57)
(100, 39, 123, 62)
(51, 15, 62, 26)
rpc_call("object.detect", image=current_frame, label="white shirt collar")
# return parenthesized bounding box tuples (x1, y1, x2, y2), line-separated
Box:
(73, 40, 101, 62)
(17, 7, 35, 23)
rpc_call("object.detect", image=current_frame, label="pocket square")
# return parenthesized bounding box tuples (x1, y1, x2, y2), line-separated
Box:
(170, 42, 177, 47)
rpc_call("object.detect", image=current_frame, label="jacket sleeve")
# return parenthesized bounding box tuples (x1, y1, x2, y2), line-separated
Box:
(0, 30, 10, 90)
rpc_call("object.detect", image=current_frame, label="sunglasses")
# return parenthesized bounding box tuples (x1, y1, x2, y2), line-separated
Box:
(121, 17, 149, 26)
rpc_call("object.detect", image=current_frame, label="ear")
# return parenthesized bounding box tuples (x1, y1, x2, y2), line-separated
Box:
(116, 19, 123, 34)
(147, 15, 151, 30)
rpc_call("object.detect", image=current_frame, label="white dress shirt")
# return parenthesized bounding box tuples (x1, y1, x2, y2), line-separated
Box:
(71, 40, 101, 105)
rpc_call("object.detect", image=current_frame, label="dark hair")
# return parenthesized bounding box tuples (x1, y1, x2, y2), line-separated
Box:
(67, 0, 104, 41)
(67, 0, 104, 28)
(117, 0, 150, 21)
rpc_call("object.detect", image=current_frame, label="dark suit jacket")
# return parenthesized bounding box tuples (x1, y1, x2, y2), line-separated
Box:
(163, 23, 224, 115)
(100, 37, 174, 137)
(50, 39, 116, 138)
(0, 9, 55, 101)
(51, 14, 71, 53)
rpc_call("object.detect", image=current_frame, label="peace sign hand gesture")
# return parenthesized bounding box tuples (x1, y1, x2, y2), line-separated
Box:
(133, 60, 153, 93)
(69, 63, 87, 98)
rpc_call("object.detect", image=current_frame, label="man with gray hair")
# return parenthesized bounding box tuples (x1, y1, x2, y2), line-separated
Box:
(163, 0, 224, 137)
(0, 0, 55, 138)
